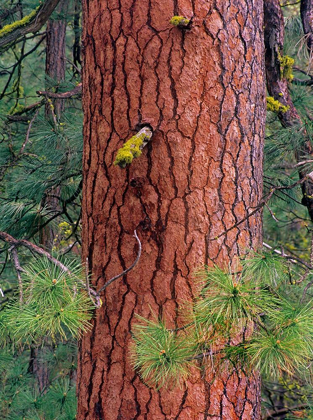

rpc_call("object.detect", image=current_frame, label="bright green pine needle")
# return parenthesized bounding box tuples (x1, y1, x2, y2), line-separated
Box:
(131, 316, 195, 389)
(131, 254, 308, 389)
(193, 264, 277, 333)
(247, 330, 311, 377)
(2, 257, 93, 344)
(241, 251, 289, 286)
(267, 299, 313, 349)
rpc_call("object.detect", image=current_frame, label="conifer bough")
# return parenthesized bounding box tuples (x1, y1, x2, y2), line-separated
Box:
(131, 253, 313, 389)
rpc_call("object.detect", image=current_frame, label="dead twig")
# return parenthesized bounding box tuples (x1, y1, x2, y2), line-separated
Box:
(96, 230, 142, 294)
(211, 177, 309, 241)
(37, 83, 82, 99)
(9, 247, 24, 303)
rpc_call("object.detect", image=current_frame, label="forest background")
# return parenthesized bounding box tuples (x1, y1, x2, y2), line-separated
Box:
(0, 0, 313, 419)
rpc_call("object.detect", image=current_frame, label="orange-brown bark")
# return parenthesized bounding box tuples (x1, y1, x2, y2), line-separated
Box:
(78, 1, 265, 419)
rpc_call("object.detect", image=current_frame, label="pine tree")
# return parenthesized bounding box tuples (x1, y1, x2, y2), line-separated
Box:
(0, 1, 313, 419)
(78, 0, 265, 418)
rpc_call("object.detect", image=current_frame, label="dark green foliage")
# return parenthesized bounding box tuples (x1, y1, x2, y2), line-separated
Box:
(0, 345, 77, 419)
(0, 1, 85, 419)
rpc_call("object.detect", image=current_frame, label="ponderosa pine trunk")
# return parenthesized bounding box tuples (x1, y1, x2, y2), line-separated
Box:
(78, 1, 265, 419)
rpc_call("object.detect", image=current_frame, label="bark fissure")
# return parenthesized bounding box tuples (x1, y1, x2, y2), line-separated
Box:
(79, 0, 265, 418)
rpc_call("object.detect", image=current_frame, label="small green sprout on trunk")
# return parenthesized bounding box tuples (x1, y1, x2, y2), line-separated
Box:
(114, 126, 153, 168)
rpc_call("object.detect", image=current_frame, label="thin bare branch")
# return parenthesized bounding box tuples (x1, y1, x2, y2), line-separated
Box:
(263, 241, 311, 269)
(265, 203, 279, 222)
(37, 83, 82, 99)
(96, 231, 142, 294)
(45, 97, 58, 127)
(21, 109, 39, 154)
(211, 177, 308, 241)
(9, 247, 24, 303)
(8, 101, 44, 119)
(264, 404, 308, 419)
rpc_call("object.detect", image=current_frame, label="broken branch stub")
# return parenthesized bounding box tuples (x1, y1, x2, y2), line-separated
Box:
(114, 126, 153, 168)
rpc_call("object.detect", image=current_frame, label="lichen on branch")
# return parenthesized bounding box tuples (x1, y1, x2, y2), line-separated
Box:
(266, 96, 290, 113)
(278, 54, 294, 82)
(114, 126, 153, 168)
(0, 0, 61, 50)
(0, 8, 39, 39)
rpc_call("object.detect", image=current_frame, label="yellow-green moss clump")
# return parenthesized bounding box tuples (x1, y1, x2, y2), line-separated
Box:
(114, 132, 150, 168)
(0, 7, 39, 39)
(169, 16, 190, 27)
(278, 55, 294, 82)
(266, 96, 290, 114)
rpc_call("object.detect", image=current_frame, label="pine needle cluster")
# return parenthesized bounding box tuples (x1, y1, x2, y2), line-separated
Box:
(131, 317, 195, 389)
(131, 252, 313, 389)
(0, 257, 93, 344)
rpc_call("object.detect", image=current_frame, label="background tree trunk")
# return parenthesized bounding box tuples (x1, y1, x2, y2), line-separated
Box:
(39, 0, 67, 249)
(30, 0, 68, 394)
(78, 1, 265, 419)
(264, 0, 313, 221)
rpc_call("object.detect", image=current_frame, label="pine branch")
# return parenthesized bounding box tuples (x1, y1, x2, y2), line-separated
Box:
(0, 230, 142, 307)
(0, 230, 101, 306)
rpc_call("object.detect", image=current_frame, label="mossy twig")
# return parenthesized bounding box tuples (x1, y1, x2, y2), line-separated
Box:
(0, 0, 61, 51)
